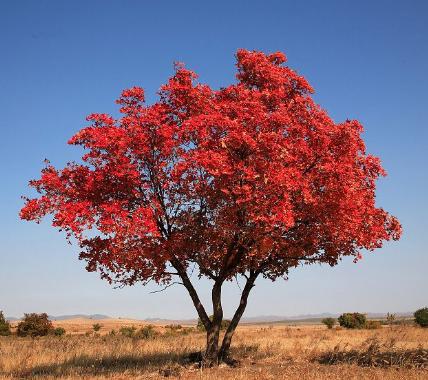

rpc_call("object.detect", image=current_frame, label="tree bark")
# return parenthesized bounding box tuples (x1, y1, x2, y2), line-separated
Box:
(219, 272, 258, 362)
(203, 280, 223, 365)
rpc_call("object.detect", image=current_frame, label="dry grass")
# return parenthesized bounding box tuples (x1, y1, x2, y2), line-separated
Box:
(1, 320, 427, 379)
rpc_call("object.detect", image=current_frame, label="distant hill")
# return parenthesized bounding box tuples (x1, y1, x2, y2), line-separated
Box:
(6, 312, 413, 323)
(49, 314, 111, 321)
(242, 312, 413, 324)
(6, 314, 110, 322)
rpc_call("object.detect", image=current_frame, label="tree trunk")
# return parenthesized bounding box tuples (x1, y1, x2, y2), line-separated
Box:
(172, 257, 260, 366)
(219, 272, 258, 362)
(203, 281, 223, 366)
(204, 325, 220, 365)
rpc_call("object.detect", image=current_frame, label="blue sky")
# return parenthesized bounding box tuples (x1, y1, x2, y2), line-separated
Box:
(0, 0, 427, 319)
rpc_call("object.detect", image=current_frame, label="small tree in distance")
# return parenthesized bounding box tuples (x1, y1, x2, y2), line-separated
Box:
(0, 311, 11, 336)
(321, 317, 336, 329)
(338, 313, 367, 329)
(414, 307, 428, 327)
(386, 312, 396, 327)
(20, 49, 401, 365)
(17, 313, 53, 337)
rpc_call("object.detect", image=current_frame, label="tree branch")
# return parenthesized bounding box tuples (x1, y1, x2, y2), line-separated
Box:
(170, 258, 212, 330)
(149, 281, 183, 294)
(219, 270, 259, 359)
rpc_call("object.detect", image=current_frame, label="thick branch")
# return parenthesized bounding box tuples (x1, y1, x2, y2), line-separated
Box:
(170, 258, 211, 330)
(219, 270, 259, 359)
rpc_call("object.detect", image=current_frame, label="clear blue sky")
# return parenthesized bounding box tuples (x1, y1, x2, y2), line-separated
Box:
(0, 0, 427, 319)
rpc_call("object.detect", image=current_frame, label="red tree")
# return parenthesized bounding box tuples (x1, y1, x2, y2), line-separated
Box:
(20, 50, 401, 364)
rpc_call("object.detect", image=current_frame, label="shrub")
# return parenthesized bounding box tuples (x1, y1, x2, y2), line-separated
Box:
(137, 324, 158, 339)
(0, 311, 11, 336)
(197, 316, 231, 331)
(365, 320, 382, 330)
(165, 324, 182, 330)
(92, 323, 102, 332)
(414, 307, 428, 327)
(321, 317, 336, 329)
(119, 326, 137, 337)
(53, 327, 66, 336)
(17, 313, 53, 337)
(338, 313, 367, 329)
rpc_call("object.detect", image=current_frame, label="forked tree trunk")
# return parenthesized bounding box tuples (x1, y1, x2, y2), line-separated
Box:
(219, 273, 257, 362)
(174, 256, 260, 366)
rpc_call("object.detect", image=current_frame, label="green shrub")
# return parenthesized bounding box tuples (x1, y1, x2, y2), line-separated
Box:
(338, 313, 367, 329)
(17, 313, 53, 337)
(0, 311, 11, 336)
(321, 317, 336, 329)
(92, 323, 102, 332)
(53, 327, 66, 336)
(137, 324, 158, 339)
(414, 307, 428, 327)
(119, 326, 137, 337)
(164, 325, 194, 337)
(365, 320, 381, 330)
(197, 315, 231, 331)
(165, 324, 182, 330)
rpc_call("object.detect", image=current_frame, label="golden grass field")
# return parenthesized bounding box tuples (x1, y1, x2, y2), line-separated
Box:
(1, 319, 427, 379)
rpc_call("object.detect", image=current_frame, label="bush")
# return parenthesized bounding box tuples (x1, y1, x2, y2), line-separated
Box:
(365, 320, 382, 330)
(17, 313, 53, 337)
(414, 307, 428, 327)
(321, 317, 336, 329)
(92, 323, 102, 332)
(165, 324, 182, 330)
(0, 311, 11, 336)
(119, 326, 137, 337)
(53, 327, 66, 336)
(338, 313, 367, 329)
(197, 315, 231, 331)
(137, 324, 158, 339)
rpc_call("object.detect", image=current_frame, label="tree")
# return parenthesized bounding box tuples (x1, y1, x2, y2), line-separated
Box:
(0, 311, 11, 336)
(386, 312, 396, 327)
(20, 49, 401, 364)
(414, 307, 428, 327)
(338, 313, 367, 329)
(321, 317, 336, 329)
(17, 313, 53, 337)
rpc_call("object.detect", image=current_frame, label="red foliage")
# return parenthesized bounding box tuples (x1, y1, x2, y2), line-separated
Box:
(20, 50, 401, 287)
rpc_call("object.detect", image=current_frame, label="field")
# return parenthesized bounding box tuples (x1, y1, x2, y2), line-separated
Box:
(1, 319, 427, 379)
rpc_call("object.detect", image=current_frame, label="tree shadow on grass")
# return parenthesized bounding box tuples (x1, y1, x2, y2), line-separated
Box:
(14, 344, 264, 378)
(17, 351, 198, 378)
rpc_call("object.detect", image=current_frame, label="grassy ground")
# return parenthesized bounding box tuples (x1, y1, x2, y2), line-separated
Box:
(1, 320, 427, 379)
